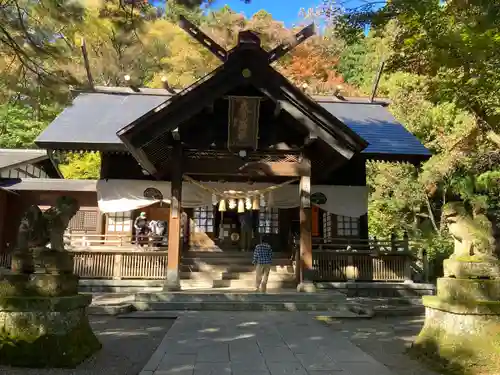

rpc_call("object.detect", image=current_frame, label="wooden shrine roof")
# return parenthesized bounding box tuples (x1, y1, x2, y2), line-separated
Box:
(35, 88, 430, 161)
(0, 178, 97, 192)
(0, 148, 61, 178)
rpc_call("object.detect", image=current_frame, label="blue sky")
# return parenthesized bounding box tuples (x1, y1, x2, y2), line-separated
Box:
(208, 0, 317, 26)
(206, 0, 371, 27)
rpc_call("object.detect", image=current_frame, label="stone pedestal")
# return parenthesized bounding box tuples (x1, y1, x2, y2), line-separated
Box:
(0, 294, 101, 368)
(163, 269, 181, 291)
(297, 269, 317, 293)
(0, 249, 101, 368)
(411, 259, 500, 373)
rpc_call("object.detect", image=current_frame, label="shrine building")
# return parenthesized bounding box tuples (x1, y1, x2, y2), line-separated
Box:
(0, 21, 430, 290)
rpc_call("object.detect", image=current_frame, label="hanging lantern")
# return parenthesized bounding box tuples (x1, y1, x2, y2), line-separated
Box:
(212, 193, 218, 206)
(252, 196, 260, 210)
(228, 199, 237, 210)
(237, 198, 245, 213)
(218, 199, 226, 212)
(245, 197, 252, 210)
(260, 194, 266, 207)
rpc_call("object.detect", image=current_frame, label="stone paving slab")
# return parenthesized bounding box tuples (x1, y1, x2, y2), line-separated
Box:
(0, 316, 174, 375)
(139, 312, 396, 375)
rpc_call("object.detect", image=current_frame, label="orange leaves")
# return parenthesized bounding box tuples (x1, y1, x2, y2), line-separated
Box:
(277, 42, 357, 95)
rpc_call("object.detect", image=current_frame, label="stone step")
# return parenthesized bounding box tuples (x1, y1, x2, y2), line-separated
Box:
(180, 271, 295, 281)
(179, 279, 297, 289)
(181, 257, 292, 266)
(87, 303, 135, 316)
(180, 264, 295, 273)
(134, 291, 347, 303)
(132, 301, 372, 315)
(184, 251, 290, 258)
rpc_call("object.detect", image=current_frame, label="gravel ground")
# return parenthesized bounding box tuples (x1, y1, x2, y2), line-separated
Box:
(326, 315, 442, 375)
(0, 316, 175, 375)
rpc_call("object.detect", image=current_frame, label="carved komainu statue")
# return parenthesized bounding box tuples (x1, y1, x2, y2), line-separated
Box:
(16, 196, 80, 252)
(442, 202, 497, 260)
(16, 205, 49, 251)
(43, 196, 80, 251)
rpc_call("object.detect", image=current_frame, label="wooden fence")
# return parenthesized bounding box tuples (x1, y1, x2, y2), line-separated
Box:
(1, 249, 416, 282)
(64, 233, 167, 250)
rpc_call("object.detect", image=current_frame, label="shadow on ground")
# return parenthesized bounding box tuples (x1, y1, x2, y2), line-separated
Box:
(326, 315, 442, 375)
(0, 316, 175, 375)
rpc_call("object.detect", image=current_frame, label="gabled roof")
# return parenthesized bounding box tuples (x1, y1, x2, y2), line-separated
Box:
(0, 149, 62, 178)
(116, 49, 369, 172)
(0, 178, 97, 192)
(35, 88, 430, 161)
(0, 149, 47, 170)
(320, 103, 430, 158)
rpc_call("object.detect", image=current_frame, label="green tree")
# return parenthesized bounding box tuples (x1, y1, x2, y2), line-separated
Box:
(58, 152, 101, 179)
(0, 104, 48, 148)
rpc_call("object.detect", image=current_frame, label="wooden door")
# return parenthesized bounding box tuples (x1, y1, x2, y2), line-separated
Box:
(147, 207, 170, 221)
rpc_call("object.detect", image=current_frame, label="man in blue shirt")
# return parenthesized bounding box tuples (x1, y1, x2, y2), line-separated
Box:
(252, 235, 273, 292)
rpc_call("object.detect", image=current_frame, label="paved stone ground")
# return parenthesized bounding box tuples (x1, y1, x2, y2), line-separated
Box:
(326, 316, 441, 375)
(139, 312, 399, 375)
(0, 316, 175, 375)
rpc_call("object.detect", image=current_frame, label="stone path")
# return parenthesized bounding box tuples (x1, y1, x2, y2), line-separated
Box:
(139, 312, 396, 375)
(0, 316, 174, 375)
(327, 316, 440, 375)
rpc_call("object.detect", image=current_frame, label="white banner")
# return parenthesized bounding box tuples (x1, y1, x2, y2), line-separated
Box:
(96, 179, 368, 217)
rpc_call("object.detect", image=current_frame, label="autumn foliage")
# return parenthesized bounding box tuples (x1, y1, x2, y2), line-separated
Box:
(277, 41, 357, 96)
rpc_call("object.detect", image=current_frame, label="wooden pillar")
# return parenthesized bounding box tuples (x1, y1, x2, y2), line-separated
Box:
(297, 156, 316, 292)
(164, 141, 182, 291)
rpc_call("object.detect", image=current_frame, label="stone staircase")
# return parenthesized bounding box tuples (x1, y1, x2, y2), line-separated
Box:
(179, 251, 296, 290)
(130, 290, 373, 317)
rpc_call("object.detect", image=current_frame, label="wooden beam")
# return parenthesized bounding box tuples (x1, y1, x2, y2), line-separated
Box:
(304, 133, 318, 146)
(164, 140, 182, 291)
(298, 156, 316, 292)
(268, 23, 315, 63)
(181, 158, 309, 177)
(178, 15, 227, 62)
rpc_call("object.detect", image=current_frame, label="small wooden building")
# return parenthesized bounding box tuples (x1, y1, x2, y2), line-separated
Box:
(25, 26, 430, 288)
(0, 149, 62, 250)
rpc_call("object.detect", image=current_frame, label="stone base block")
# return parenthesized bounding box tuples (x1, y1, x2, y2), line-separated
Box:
(0, 274, 31, 297)
(0, 273, 80, 298)
(297, 281, 317, 293)
(443, 258, 500, 279)
(30, 273, 79, 297)
(0, 294, 101, 368)
(163, 269, 181, 291)
(33, 249, 74, 274)
(410, 296, 500, 374)
(437, 278, 500, 302)
(10, 251, 34, 274)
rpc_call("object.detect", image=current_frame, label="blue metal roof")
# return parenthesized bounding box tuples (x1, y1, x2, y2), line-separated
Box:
(36, 90, 430, 158)
(320, 102, 431, 156)
(36, 92, 167, 149)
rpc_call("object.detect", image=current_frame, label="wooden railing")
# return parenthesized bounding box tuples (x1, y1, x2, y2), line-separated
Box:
(1, 249, 417, 282)
(312, 252, 412, 281)
(312, 236, 412, 253)
(0, 252, 11, 269)
(309, 236, 416, 281)
(72, 250, 168, 279)
(65, 232, 167, 250)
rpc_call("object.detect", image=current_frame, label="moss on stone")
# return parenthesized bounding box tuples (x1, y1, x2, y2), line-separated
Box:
(0, 315, 101, 368)
(423, 295, 500, 315)
(409, 323, 500, 375)
(453, 256, 485, 263)
(437, 278, 500, 302)
(0, 294, 92, 312)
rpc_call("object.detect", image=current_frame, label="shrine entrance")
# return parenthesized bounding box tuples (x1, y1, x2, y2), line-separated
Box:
(115, 17, 368, 290)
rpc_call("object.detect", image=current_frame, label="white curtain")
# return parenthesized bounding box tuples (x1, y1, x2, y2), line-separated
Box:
(96, 179, 368, 217)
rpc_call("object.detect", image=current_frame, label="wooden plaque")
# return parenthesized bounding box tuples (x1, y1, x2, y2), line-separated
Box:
(227, 96, 261, 151)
